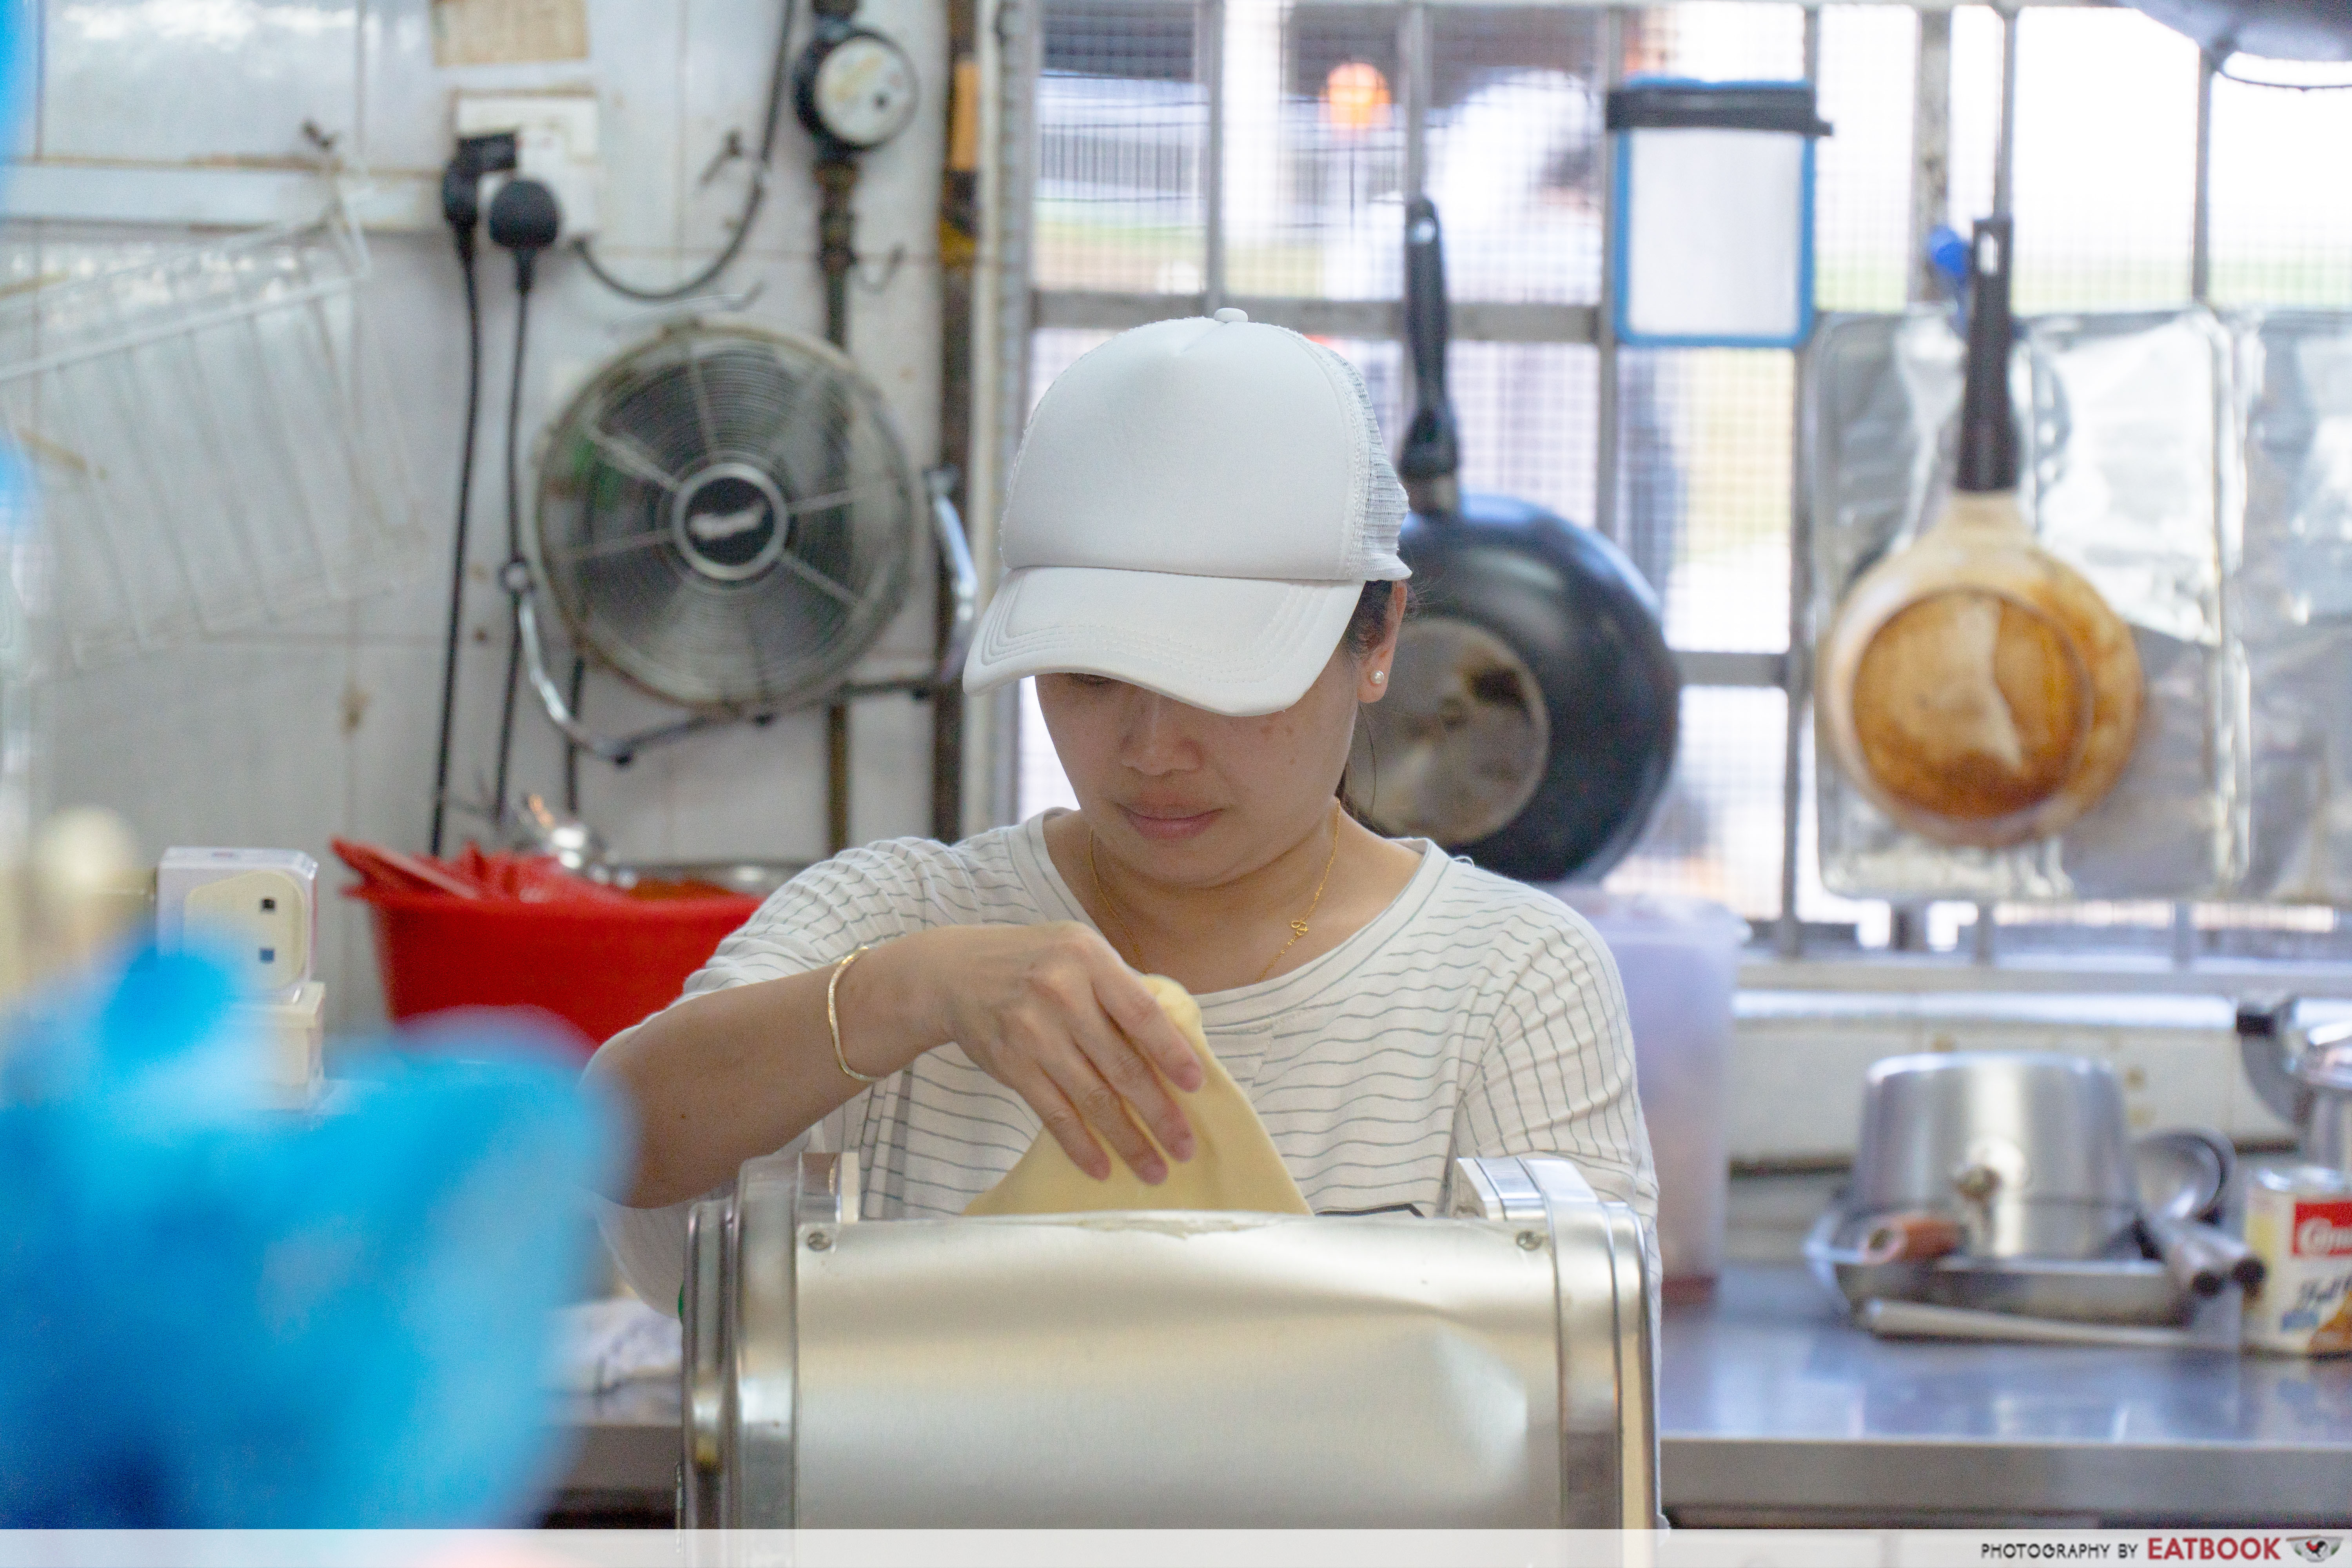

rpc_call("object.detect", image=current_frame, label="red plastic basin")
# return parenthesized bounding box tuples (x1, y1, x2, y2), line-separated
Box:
(353, 886, 759, 1055)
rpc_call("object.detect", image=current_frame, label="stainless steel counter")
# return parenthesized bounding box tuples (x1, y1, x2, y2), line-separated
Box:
(552, 1264, 2352, 1526)
(1662, 1266, 2352, 1527)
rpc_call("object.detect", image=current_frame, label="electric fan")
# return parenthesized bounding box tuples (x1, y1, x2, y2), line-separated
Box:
(518, 319, 971, 762)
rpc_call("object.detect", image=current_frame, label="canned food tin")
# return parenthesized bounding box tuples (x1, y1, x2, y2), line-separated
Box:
(2243, 1164, 2352, 1357)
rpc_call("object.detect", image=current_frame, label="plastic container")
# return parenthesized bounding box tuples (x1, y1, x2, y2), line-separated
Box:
(1549, 887, 1748, 1299)
(353, 886, 759, 1056)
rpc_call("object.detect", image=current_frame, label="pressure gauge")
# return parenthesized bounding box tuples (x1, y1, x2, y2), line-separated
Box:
(794, 24, 920, 151)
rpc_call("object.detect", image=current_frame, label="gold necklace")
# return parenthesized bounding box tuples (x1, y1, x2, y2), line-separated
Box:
(1087, 803, 1343, 985)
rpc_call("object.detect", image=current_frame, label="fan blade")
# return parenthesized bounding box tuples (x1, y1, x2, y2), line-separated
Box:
(583, 421, 682, 493)
(775, 549, 860, 609)
(780, 478, 898, 524)
(681, 349, 724, 460)
(544, 529, 669, 569)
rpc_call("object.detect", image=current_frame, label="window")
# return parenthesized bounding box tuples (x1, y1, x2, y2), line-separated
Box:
(1014, 1, 2352, 965)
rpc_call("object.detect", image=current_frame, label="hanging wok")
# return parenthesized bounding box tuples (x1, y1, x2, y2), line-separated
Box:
(1347, 197, 1679, 883)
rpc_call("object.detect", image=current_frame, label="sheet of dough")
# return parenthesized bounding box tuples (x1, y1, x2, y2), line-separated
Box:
(964, 975, 1310, 1216)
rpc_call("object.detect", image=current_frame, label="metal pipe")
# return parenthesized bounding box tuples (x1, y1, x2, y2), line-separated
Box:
(984, 0, 1043, 831)
(1399, 4, 1433, 426)
(816, 153, 861, 853)
(927, 472, 979, 685)
(1779, 347, 1813, 961)
(828, 704, 851, 852)
(1776, 7, 1824, 960)
(1201, 0, 1227, 312)
(1593, 7, 1624, 549)
(2192, 49, 2216, 304)
(1909, 7, 1953, 304)
(1994, 3, 2019, 220)
(933, 0, 982, 842)
(1401, 4, 1430, 205)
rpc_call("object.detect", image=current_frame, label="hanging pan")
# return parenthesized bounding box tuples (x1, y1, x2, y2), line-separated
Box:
(1348, 198, 1680, 883)
(1816, 218, 2143, 849)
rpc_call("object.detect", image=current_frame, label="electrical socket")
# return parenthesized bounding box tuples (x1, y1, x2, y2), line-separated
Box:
(157, 848, 318, 1002)
(454, 90, 601, 241)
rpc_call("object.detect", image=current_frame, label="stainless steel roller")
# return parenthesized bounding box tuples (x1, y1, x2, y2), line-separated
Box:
(680, 1152, 1658, 1528)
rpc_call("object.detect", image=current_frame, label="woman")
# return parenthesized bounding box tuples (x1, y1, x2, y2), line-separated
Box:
(588, 310, 1656, 1307)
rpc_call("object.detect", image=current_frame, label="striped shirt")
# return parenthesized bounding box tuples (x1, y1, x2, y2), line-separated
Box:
(594, 813, 1657, 1309)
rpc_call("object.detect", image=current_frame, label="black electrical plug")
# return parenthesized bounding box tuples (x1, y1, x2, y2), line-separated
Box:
(441, 131, 519, 262)
(488, 176, 563, 294)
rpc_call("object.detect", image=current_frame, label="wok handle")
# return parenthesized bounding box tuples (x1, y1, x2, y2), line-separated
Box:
(1398, 195, 1460, 515)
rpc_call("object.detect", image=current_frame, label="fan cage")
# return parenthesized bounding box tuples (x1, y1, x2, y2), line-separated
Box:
(533, 321, 923, 716)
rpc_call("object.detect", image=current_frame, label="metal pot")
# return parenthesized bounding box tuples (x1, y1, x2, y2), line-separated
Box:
(1348, 198, 1679, 883)
(1849, 1052, 2141, 1259)
(2236, 997, 2352, 1173)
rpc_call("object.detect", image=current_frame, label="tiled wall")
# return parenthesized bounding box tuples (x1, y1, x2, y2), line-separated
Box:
(1730, 993, 2306, 1165)
(6, 0, 951, 1031)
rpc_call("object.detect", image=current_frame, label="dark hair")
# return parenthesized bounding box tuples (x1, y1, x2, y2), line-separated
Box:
(1339, 579, 1406, 828)
(1345, 578, 1405, 660)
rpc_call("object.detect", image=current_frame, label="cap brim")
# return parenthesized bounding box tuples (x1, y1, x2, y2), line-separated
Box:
(962, 566, 1361, 717)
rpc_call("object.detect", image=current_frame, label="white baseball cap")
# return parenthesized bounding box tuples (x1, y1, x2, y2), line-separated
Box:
(962, 310, 1410, 717)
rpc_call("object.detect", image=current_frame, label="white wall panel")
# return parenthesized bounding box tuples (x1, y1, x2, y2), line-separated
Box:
(34, 635, 356, 859)
(43, 0, 361, 163)
(679, 0, 804, 260)
(11, 0, 951, 1032)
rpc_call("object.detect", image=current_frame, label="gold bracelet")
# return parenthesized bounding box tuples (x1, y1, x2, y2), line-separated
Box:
(827, 945, 885, 1086)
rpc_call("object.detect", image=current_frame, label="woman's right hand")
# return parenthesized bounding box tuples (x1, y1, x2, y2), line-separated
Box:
(874, 922, 1205, 1183)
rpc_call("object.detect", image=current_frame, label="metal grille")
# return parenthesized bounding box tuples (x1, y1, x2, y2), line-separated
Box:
(1952, 7, 2200, 311)
(1028, 327, 1115, 418)
(1456, 341, 1597, 528)
(2209, 66, 2352, 307)
(1036, 0, 1208, 292)
(1619, 347, 1791, 654)
(1605, 685, 1786, 921)
(1630, 3, 1805, 80)
(1426, 7, 1606, 305)
(1814, 5, 1916, 314)
(1226, 1, 1405, 299)
(1016, 1, 2352, 963)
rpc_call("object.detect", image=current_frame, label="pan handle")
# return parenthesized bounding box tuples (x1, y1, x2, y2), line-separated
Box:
(1398, 195, 1460, 516)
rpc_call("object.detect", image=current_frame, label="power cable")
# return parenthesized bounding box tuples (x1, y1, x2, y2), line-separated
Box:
(426, 141, 503, 855)
(563, 654, 587, 815)
(427, 228, 481, 857)
(489, 285, 533, 833)
(572, 0, 803, 302)
(486, 178, 563, 834)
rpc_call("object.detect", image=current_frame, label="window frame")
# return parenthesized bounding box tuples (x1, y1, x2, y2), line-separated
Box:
(996, 0, 2352, 984)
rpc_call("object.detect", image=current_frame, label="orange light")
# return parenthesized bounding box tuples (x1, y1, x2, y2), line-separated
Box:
(1322, 61, 1391, 132)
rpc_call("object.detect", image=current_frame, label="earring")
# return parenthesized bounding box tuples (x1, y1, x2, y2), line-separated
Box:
(1371, 670, 1387, 685)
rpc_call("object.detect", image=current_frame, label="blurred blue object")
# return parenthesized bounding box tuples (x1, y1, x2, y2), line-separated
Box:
(0, 0, 25, 168)
(1927, 225, 1971, 302)
(0, 947, 624, 1525)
